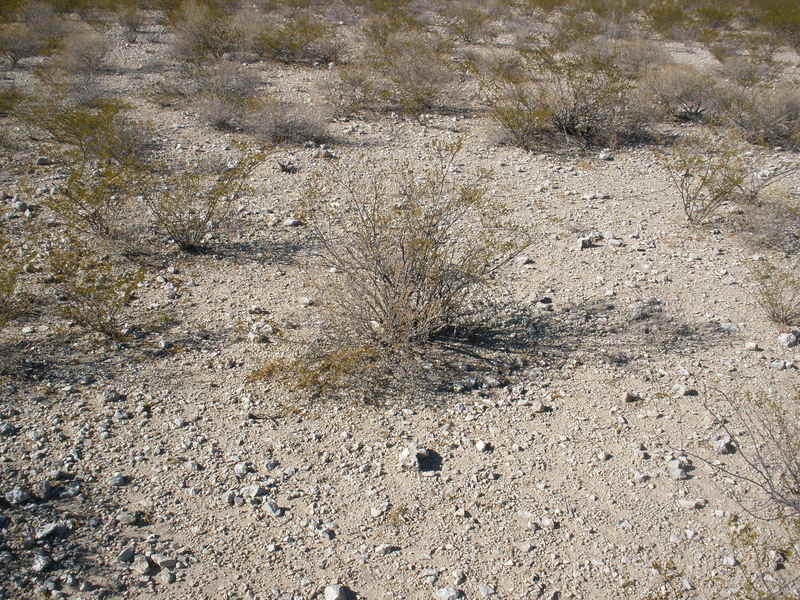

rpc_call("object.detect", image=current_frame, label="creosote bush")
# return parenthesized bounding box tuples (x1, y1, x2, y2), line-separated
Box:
(641, 63, 720, 122)
(0, 22, 47, 67)
(47, 237, 143, 339)
(170, 0, 239, 63)
(252, 139, 529, 398)
(142, 149, 265, 253)
(255, 13, 341, 64)
(487, 48, 649, 149)
(662, 134, 746, 225)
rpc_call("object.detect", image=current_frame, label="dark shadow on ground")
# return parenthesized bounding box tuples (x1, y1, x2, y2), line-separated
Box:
(269, 296, 736, 406)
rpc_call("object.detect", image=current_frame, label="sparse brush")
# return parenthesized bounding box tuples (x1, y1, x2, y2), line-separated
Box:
(0, 22, 47, 67)
(142, 149, 265, 253)
(302, 138, 528, 347)
(43, 162, 148, 253)
(751, 259, 800, 326)
(15, 98, 154, 165)
(442, 3, 495, 43)
(249, 99, 329, 144)
(171, 0, 239, 63)
(54, 30, 110, 81)
(255, 13, 341, 64)
(486, 48, 649, 149)
(46, 237, 144, 339)
(661, 134, 747, 225)
(0, 235, 22, 330)
(640, 63, 721, 123)
(718, 83, 800, 150)
(194, 60, 261, 130)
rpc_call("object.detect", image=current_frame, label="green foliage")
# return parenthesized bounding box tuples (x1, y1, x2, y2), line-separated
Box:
(645, 0, 688, 37)
(15, 98, 152, 164)
(256, 13, 340, 64)
(662, 134, 746, 225)
(47, 238, 143, 339)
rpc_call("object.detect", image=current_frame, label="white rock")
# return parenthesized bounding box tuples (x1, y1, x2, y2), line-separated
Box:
(324, 584, 348, 600)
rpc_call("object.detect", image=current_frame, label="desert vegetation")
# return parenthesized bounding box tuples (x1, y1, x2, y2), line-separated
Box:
(0, 1, 798, 599)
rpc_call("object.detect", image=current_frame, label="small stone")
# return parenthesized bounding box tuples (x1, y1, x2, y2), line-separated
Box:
(712, 433, 735, 455)
(242, 484, 266, 499)
(668, 457, 691, 480)
(131, 554, 154, 576)
(436, 587, 462, 600)
(475, 440, 493, 453)
(778, 332, 798, 348)
(375, 544, 397, 556)
(744, 342, 761, 351)
(722, 555, 738, 567)
(578, 237, 593, 250)
(479, 583, 496, 598)
(109, 473, 128, 487)
(283, 217, 302, 227)
(0, 422, 17, 436)
(677, 498, 707, 510)
(117, 546, 135, 563)
(399, 441, 425, 471)
(35, 522, 68, 540)
(623, 391, 640, 403)
(151, 554, 177, 569)
(297, 296, 314, 306)
(34, 480, 56, 501)
(633, 471, 649, 484)
(599, 149, 613, 161)
(233, 462, 249, 477)
(157, 570, 176, 584)
(31, 552, 52, 573)
(671, 384, 697, 398)
(36, 157, 53, 166)
(115, 511, 139, 526)
(264, 500, 282, 517)
(324, 584, 348, 600)
(5, 487, 31, 505)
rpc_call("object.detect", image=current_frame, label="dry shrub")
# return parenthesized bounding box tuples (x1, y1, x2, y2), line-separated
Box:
(333, 30, 459, 117)
(194, 60, 261, 130)
(487, 48, 650, 149)
(171, 0, 239, 63)
(0, 22, 47, 67)
(751, 259, 800, 326)
(716, 55, 775, 87)
(662, 134, 747, 225)
(571, 36, 670, 79)
(53, 30, 110, 80)
(442, 3, 496, 43)
(640, 63, 721, 122)
(252, 139, 530, 399)
(255, 13, 342, 64)
(249, 100, 330, 145)
(0, 234, 22, 330)
(719, 83, 800, 150)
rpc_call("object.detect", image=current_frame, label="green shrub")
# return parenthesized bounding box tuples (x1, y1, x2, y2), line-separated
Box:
(661, 134, 746, 225)
(15, 98, 154, 164)
(43, 162, 146, 253)
(47, 237, 143, 339)
(53, 30, 110, 80)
